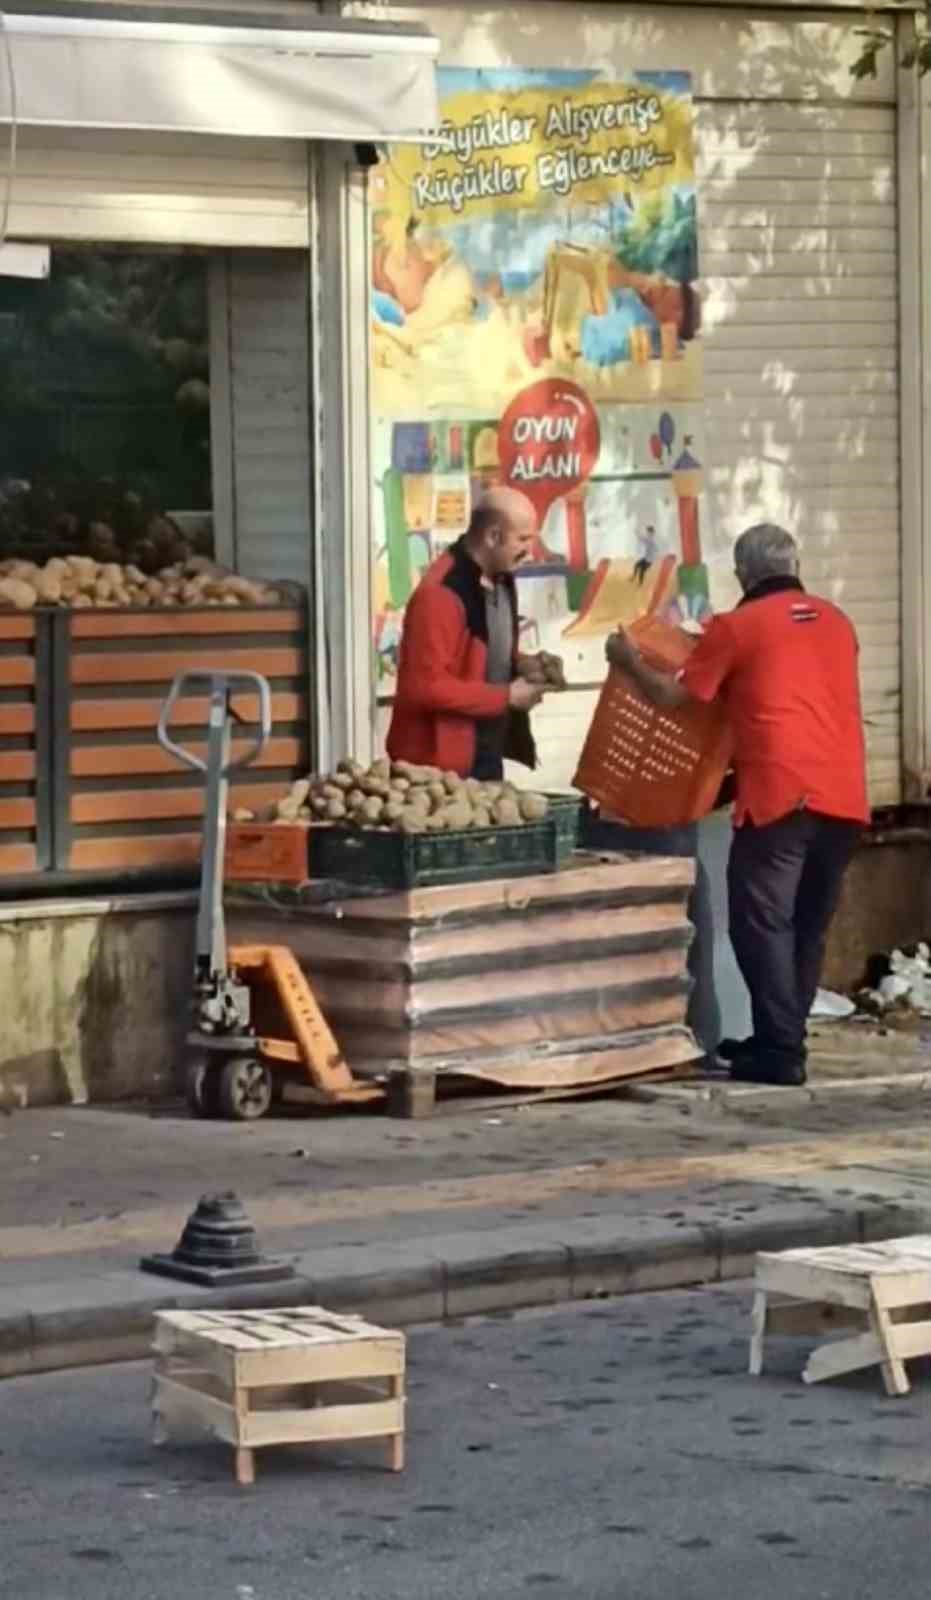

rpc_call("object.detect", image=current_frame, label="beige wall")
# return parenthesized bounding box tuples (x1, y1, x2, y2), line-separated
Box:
(0, 898, 194, 1108)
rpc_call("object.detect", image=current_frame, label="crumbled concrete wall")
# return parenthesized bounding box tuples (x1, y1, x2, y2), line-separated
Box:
(0, 896, 195, 1108)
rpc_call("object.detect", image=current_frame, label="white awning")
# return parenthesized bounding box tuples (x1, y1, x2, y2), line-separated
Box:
(0, 11, 439, 142)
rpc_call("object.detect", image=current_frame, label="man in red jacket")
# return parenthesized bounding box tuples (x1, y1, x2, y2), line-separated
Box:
(605, 523, 868, 1087)
(387, 488, 546, 780)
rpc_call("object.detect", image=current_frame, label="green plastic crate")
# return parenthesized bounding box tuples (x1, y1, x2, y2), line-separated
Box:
(311, 793, 581, 891)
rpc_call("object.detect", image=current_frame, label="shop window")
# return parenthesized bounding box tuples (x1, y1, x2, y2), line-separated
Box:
(0, 247, 212, 569)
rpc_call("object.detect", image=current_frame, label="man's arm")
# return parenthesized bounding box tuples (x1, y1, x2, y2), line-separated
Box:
(606, 620, 737, 709)
(401, 588, 541, 718)
(605, 631, 690, 708)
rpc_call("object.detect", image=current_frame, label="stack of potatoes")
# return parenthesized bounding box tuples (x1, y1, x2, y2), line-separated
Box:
(248, 759, 550, 835)
(0, 554, 282, 610)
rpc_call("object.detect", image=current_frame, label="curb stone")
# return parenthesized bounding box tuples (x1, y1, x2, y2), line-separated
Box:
(625, 1071, 931, 1107)
(2, 1201, 929, 1381)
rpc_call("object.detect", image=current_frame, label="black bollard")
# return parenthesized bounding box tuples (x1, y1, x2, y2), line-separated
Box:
(140, 1191, 295, 1286)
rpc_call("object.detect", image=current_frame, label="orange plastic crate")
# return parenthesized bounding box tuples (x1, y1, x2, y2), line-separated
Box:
(573, 617, 733, 829)
(225, 823, 309, 885)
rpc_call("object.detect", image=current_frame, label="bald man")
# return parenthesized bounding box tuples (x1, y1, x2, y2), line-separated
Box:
(387, 489, 546, 780)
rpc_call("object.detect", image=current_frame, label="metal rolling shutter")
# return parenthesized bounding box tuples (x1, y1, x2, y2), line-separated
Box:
(8, 128, 309, 248)
(211, 250, 314, 588)
(697, 99, 900, 806)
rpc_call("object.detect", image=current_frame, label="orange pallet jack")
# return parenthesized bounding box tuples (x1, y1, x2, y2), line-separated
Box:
(158, 669, 384, 1121)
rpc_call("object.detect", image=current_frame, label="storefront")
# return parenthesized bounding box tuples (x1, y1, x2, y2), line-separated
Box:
(336, 0, 904, 800)
(319, 0, 923, 1000)
(0, 1, 439, 883)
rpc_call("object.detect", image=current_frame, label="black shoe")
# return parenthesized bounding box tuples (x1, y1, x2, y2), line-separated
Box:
(729, 1051, 806, 1088)
(717, 1036, 754, 1063)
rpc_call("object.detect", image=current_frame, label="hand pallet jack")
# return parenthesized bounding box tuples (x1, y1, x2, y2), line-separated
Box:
(158, 669, 385, 1121)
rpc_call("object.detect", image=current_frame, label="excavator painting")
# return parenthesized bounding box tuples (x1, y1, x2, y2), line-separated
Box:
(526, 240, 699, 373)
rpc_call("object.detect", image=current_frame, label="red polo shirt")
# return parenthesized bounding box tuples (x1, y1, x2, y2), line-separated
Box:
(680, 582, 869, 827)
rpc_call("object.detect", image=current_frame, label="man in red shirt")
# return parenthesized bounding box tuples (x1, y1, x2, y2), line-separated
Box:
(387, 488, 546, 780)
(606, 523, 868, 1087)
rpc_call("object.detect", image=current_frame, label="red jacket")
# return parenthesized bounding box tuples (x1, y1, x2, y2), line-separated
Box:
(681, 577, 869, 827)
(387, 540, 536, 776)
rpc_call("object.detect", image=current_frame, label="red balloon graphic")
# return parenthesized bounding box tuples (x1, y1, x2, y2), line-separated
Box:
(497, 380, 600, 528)
(649, 433, 663, 463)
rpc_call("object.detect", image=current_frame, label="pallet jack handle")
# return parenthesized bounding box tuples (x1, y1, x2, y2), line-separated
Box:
(158, 669, 272, 983)
(157, 669, 272, 776)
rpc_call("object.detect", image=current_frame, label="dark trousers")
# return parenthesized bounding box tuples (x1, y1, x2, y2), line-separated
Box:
(727, 811, 860, 1062)
(470, 751, 504, 781)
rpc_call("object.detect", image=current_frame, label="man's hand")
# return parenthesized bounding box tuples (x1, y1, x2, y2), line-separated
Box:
(605, 628, 639, 673)
(604, 627, 690, 710)
(509, 677, 545, 711)
(516, 652, 548, 685)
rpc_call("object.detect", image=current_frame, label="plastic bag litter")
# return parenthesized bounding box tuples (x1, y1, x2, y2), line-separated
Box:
(809, 988, 856, 1020)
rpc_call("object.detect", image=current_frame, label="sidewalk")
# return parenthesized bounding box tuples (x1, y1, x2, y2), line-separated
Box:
(3, 1023, 931, 1378)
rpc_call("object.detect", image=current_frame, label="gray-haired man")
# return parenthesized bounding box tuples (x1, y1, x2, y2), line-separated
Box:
(606, 524, 869, 1087)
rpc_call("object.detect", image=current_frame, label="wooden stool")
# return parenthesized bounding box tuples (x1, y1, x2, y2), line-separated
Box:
(152, 1307, 405, 1485)
(751, 1236, 931, 1396)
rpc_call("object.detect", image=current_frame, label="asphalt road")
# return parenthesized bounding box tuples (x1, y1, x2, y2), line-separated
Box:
(3, 1284, 931, 1599)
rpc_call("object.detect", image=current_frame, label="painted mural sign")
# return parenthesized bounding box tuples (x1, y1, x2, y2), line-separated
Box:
(370, 66, 713, 771)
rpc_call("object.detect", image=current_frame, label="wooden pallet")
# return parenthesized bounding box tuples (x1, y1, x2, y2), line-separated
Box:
(752, 1236, 931, 1396)
(152, 1306, 405, 1485)
(229, 855, 701, 1115)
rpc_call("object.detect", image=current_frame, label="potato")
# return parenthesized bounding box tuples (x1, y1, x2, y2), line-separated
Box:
(0, 578, 36, 610)
(540, 652, 567, 690)
(519, 792, 549, 822)
(370, 757, 391, 782)
(472, 807, 492, 830)
(332, 772, 354, 791)
(384, 798, 406, 823)
(325, 798, 346, 821)
(443, 771, 463, 794)
(311, 796, 329, 817)
(346, 789, 366, 813)
(389, 777, 411, 796)
(337, 758, 366, 781)
(445, 800, 473, 832)
(493, 798, 522, 827)
(34, 572, 62, 604)
(398, 808, 427, 834)
(426, 781, 447, 808)
(276, 796, 301, 821)
(290, 778, 311, 807)
(232, 808, 255, 823)
(361, 796, 384, 824)
(67, 556, 97, 581)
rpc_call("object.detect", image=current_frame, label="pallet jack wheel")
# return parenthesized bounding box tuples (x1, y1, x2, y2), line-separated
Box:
(217, 1056, 273, 1122)
(185, 1058, 222, 1119)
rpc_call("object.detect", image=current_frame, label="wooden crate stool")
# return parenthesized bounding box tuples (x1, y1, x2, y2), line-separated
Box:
(151, 1307, 405, 1485)
(751, 1237, 931, 1396)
